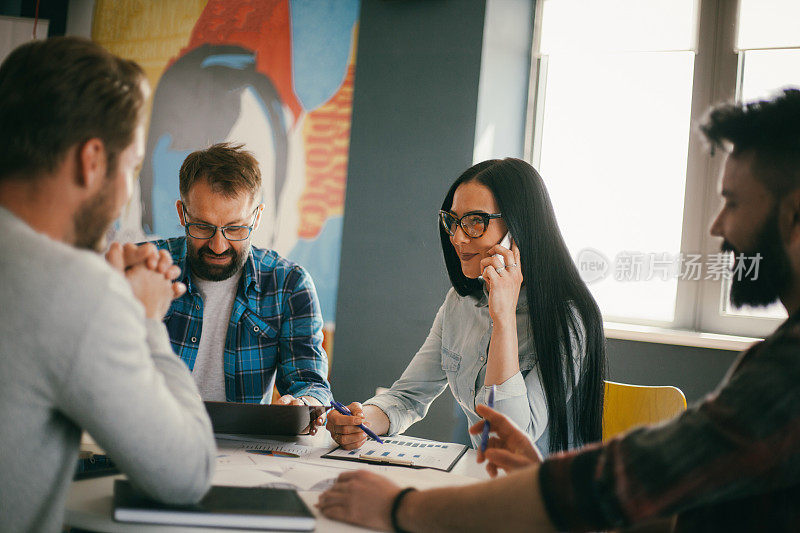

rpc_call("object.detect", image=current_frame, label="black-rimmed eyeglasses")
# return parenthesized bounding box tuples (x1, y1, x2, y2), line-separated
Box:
(181, 203, 259, 241)
(439, 210, 502, 239)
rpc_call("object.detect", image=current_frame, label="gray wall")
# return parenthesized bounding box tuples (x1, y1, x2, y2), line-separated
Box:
(0, 0, 21, 15)
(332, 0, 487, 442)
(607, 339, 739, 404)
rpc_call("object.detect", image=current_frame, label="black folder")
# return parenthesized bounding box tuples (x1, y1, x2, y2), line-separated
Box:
(113, 479, 315, 531)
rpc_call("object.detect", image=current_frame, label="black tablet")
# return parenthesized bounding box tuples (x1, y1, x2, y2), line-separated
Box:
(203, 402, 327, 436)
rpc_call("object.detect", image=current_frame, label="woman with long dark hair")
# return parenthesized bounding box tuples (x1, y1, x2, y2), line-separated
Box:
(326, 158, 606, 454)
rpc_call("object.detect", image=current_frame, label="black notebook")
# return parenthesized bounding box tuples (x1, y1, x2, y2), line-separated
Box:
(113, 480, 315, 531)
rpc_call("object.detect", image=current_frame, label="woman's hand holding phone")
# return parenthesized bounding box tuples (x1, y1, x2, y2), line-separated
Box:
(480, 235, 523, 323)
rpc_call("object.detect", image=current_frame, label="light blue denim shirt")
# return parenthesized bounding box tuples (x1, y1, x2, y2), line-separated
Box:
(365, 287, 585, 454)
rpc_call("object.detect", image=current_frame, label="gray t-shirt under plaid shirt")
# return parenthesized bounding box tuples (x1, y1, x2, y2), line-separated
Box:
(193, 272, 242, 401)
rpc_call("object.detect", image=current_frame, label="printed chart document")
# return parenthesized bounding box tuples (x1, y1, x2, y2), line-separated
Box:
(322, 435, 468, 471)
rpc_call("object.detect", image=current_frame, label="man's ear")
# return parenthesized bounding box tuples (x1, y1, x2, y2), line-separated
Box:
(76, 138, 107, 190)
(780, 190, 800, 251)
(176, 200, 186, 226)
(252, 202, 265, 230)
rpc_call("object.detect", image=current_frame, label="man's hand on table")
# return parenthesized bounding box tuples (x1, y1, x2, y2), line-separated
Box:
(318, 470, 401, 531)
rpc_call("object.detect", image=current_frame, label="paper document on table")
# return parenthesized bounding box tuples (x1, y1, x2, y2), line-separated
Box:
(322, 435, 468, 472)
(271, 462, 353, 492)
(215, 452, 259, 468)
(213, 467, 287, 487)
(212, 457, 351, 492)
(216, 436, 317, 458)
(215, 437, 350, 492)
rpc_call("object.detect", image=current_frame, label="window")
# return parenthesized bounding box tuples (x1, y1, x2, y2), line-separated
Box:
(527, 0, 800, 338)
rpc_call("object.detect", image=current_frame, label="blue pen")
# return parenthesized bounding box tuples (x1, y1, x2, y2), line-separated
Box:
(329, 400, 385, 444)
(480, 385, 496, 453)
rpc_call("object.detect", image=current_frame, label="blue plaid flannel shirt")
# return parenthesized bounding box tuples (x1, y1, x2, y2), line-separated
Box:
(153, 237, 332, 405)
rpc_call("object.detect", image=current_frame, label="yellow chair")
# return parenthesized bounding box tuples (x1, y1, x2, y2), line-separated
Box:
(602, 381, 687, 442)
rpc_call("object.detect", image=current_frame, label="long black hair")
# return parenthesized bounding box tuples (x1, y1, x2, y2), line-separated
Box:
(440, 158, 606, 452)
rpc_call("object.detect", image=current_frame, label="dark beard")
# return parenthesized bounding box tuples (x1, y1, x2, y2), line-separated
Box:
(723, 211, 792, 308)
(73, 177, 117, 252)
(186, 238, 249, 281)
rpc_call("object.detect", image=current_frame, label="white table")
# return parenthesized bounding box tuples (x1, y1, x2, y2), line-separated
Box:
(65, 433, 489, 532)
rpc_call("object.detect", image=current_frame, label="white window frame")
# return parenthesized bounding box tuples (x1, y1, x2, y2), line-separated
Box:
(525, 0, 791, 342)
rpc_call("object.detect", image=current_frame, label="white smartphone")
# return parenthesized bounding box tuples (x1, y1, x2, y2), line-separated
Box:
(479, 232, 512, 281)
(496, 232, 512, 267)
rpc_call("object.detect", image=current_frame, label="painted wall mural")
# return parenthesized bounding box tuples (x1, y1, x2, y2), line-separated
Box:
(93, 0, 361, 358)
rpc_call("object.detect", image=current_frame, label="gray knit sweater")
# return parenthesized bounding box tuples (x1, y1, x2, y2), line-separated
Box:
(0, 206, 216, 532)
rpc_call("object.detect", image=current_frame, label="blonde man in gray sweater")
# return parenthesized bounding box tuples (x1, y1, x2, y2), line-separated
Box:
(0, 37, 216, 532)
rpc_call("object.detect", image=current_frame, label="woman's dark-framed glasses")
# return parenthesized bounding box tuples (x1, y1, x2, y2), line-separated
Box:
(182, 203, 259, 241)
(439, 210, 502, 238)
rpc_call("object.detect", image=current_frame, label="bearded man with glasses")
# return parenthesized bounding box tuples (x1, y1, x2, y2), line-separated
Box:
(150, 143, 332, 416)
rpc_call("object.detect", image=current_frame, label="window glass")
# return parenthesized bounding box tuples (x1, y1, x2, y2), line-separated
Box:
(541, 0, 698, 53)
(536, 0, 697, 322)
(737, 0, 800, 50)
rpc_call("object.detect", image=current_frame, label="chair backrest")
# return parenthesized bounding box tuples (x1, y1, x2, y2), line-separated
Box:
(602, 380, 687, 442)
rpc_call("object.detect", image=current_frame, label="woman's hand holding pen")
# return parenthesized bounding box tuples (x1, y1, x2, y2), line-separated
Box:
(480, 241, 523, 324)
(326, 402, 368, 449)
(326, 403, 389, 449)
(469, 404, 542, 477)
